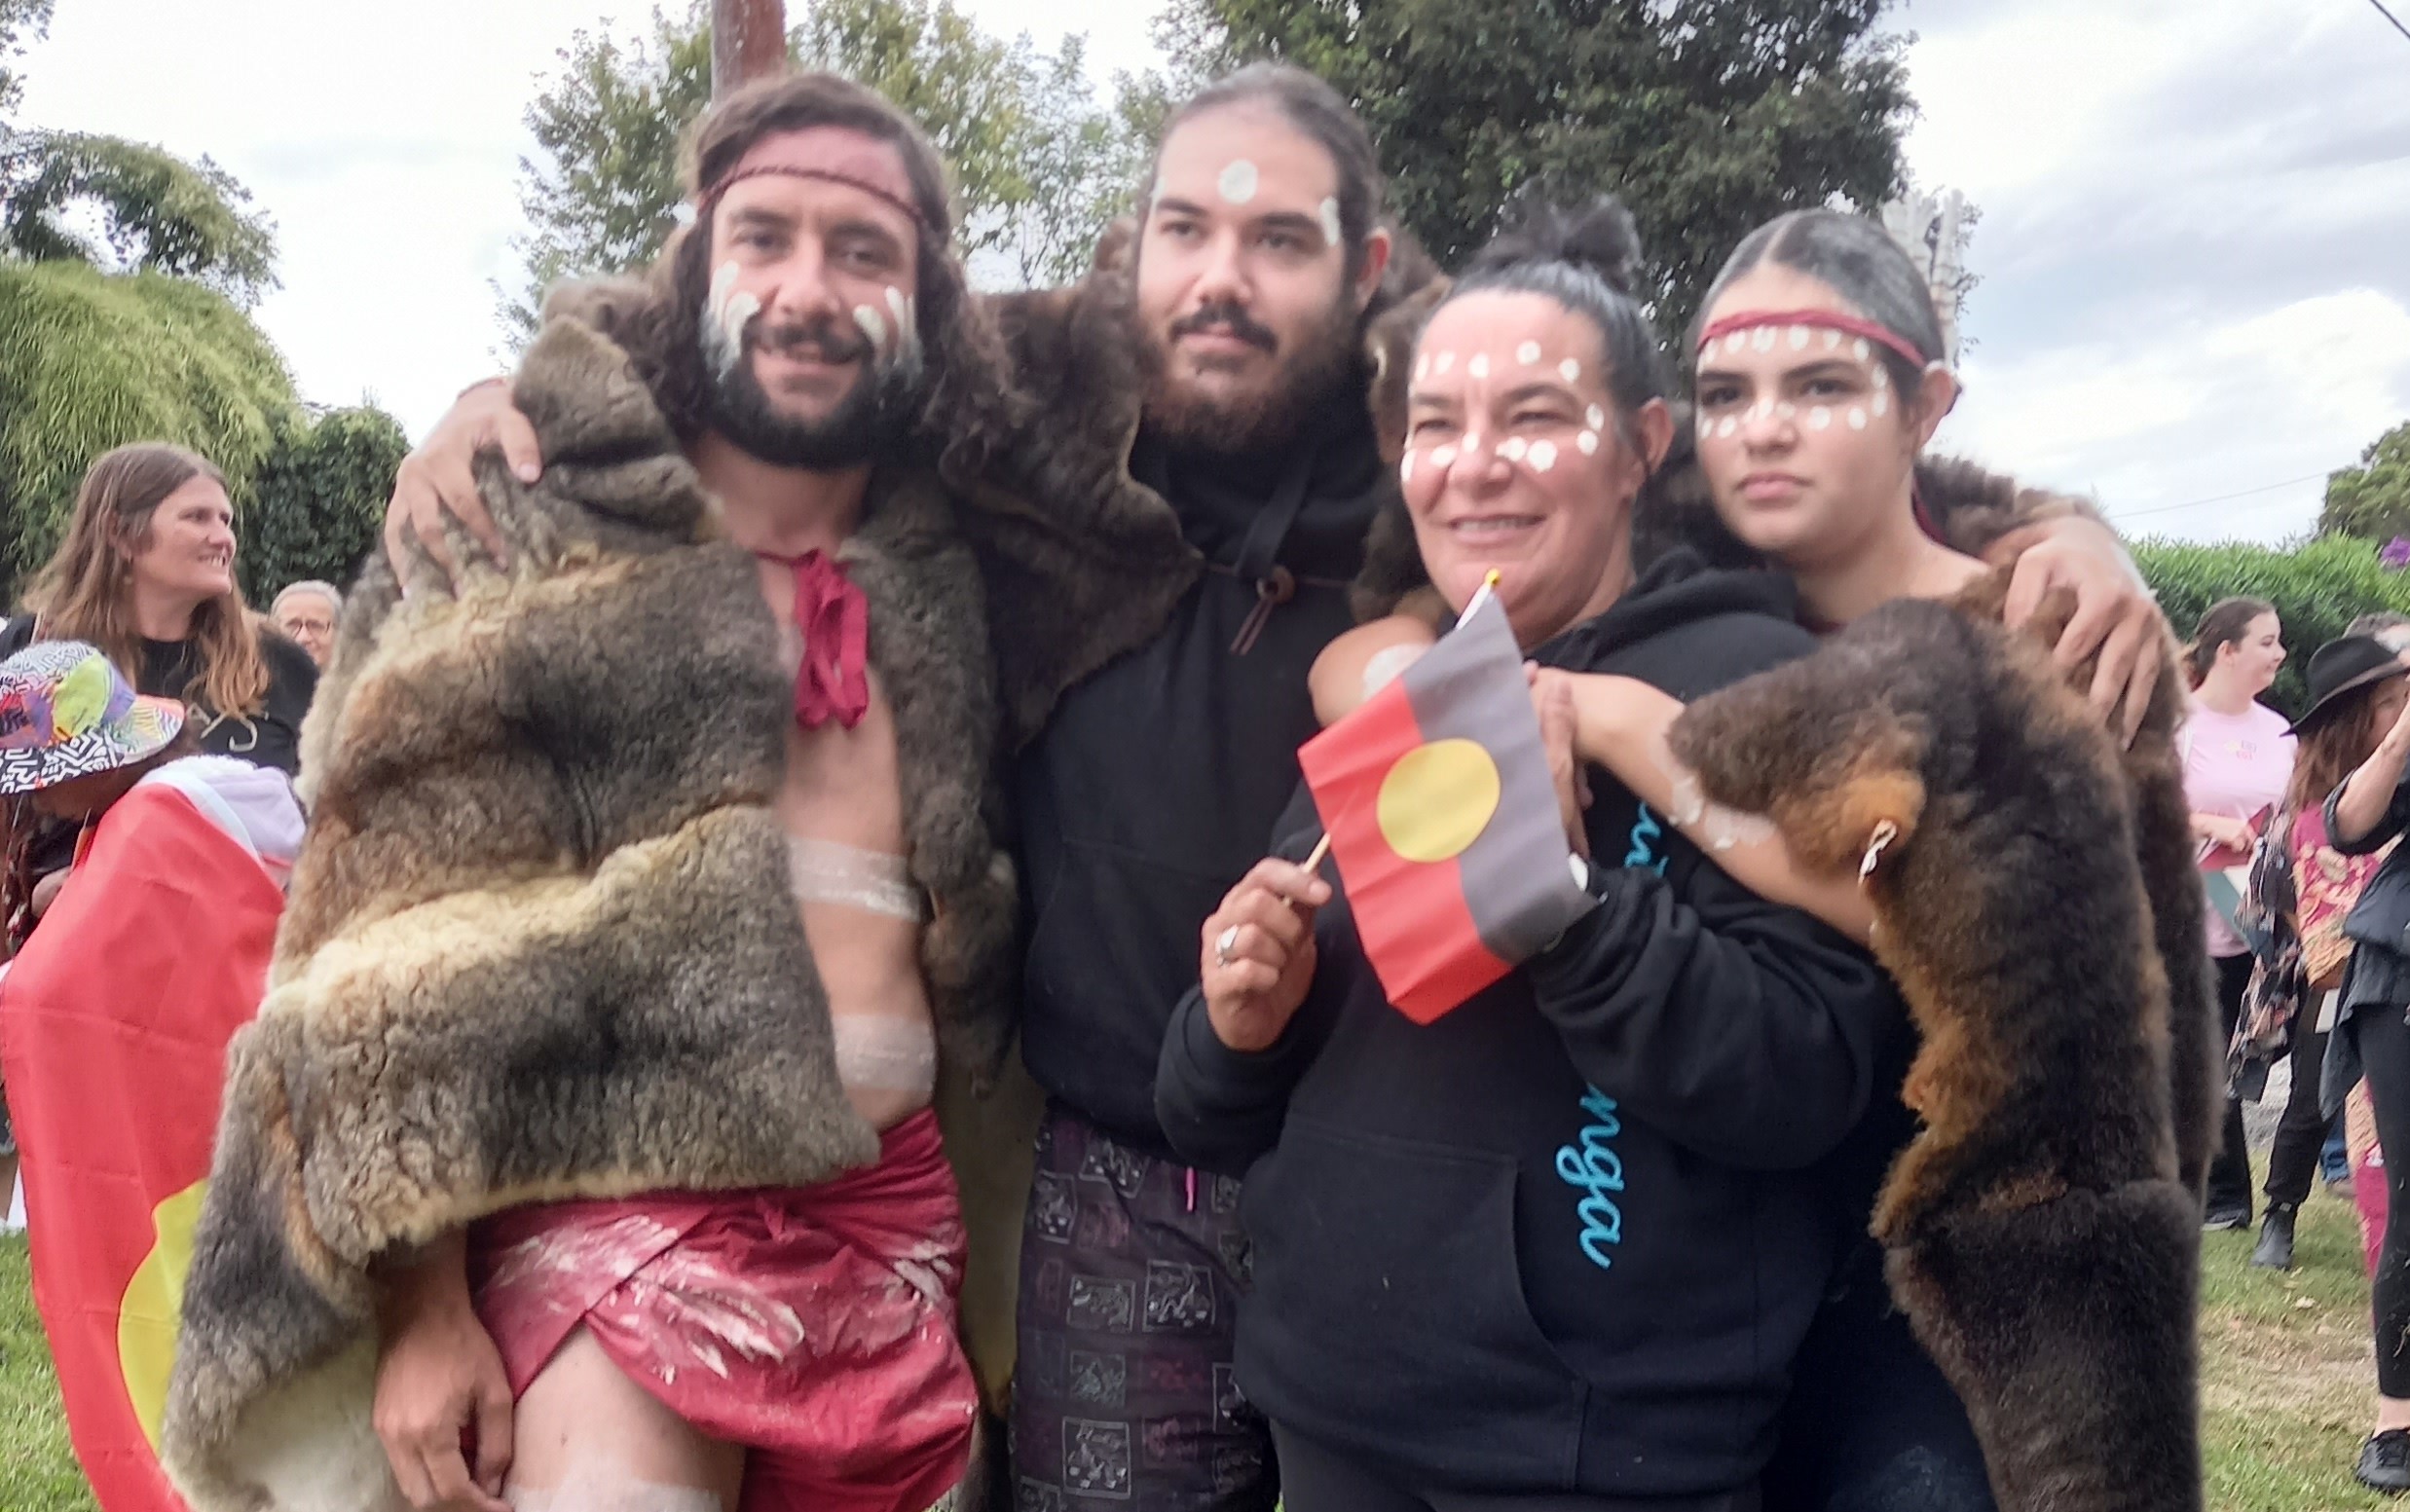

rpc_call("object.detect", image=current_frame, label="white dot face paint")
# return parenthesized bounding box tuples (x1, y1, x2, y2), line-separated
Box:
(1559, 358, 1581, 384)
(1430, 445, 1459, 470)
(1872, 391, 1890, 418)
(1716, 416, 1739, 439)
(703, 260, 760, 381)
(1516, 341, 1542, 366)
(1498, 436, 1528, 461)
(1776, 401, 1797, 420)
(1576, 429, 1600, 456)
(1847, 406, 1869, 430)
(1319, 196, 1342, 246)
(1218, 160, 1260, 205)
(1853, 339, 1871, 361)
(1434, 351, 1456, 375)
(1414, 354, 1429, 382)
(1400, 451, 1418, 484)
(1586, 405, 1606, 430)
(1726, 331, 1749, 355)
(1752, 327, 1776, 351)
(1788, 326, 1810, 350)
(1808, 406, 1832, 430)
(1468, 353, 1491, 380)
(1871, 363, 1890, 389)
(1527, 440, 1558, 473)
(1824, 329, 1842, 350)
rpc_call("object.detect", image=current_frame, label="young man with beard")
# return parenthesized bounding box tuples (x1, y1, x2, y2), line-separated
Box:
(367, 73, 1025, 1512)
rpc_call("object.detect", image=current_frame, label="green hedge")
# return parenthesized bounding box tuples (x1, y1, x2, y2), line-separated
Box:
(2133, 535, 2410, 720)
(238, 406, 409, 604)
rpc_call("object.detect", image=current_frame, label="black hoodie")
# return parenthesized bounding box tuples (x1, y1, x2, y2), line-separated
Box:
(1156, 552, 1903, 1501)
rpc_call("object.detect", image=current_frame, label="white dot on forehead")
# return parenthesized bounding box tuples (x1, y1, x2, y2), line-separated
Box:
(1847, 406, 1869, 429)
(1824, 329, 1842, 350)
(1434, 351, 1456, 375)
(1468, 352, 1491, 379)
(1414, 354, 1428, 382)
(1218, 160, 1260, 204)
(1559, 358, 1581, 384)
(1725, 331, 1748, 354)
(1576, 429, 1600, 456)
(1853, 339, 1871, 361)
(1528, 440, 1558, 473)
(1752, 327, 1776, 351)
(1516, 341, 1541, 366)
(1586, 405, 1605, 429)
(1788, 326, 1809, 350)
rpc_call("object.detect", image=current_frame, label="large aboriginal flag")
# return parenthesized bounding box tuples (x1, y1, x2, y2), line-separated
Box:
(1299, 591, 1593, 1023)
(0, 784, 282, 1512)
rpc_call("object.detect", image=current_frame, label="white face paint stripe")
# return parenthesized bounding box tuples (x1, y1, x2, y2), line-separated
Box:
(1218, 160, 1260, 204)
(1319, 196, 1343, 246)
(853, 303, 887, 350)
(704, 260, 760, 381)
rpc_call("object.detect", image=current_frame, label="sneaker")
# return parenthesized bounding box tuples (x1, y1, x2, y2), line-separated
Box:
(2356, 1429, 2410, 1494)
(2203, 1203, 2252, 1233)
(2250, 1205, 2297, 1270)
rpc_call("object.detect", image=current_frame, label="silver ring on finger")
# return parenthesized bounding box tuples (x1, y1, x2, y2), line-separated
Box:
(1214, 924, 1241, 969)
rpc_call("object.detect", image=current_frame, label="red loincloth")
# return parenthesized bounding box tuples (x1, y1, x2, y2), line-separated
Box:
(467, 1109, 977, 1512)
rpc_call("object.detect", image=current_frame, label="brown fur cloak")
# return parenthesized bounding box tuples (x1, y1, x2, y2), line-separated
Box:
(159, 313, 1017, 1512)
(1668, 576, 2205, 1512)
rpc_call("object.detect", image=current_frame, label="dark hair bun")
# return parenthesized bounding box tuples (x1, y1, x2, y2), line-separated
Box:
(1467, 185, 1645, 298)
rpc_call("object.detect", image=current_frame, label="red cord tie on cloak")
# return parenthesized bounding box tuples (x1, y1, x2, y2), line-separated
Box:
(760, 550, 871, 731)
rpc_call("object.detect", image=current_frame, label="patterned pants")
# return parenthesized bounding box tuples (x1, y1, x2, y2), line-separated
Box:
(1010, 1101, 1276, 1512)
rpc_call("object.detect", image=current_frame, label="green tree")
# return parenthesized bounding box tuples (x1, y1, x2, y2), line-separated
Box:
(1153, 0, 1913, 338)
(239, 406, 411, 601)
(2317, 421, 2410, 543)
(498, 0, 1147, 341)
(1, 131, 278, 305)
(0, 0, 54, 121)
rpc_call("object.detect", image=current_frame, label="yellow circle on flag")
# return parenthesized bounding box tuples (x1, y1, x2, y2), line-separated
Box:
(120, 1179, 208, 1450)
(1377, 738, 1502, 863)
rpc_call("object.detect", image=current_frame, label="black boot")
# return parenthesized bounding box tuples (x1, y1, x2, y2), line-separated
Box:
(2356, 1429, 2410, 1494)
(2250, 1204, 2297, 1270)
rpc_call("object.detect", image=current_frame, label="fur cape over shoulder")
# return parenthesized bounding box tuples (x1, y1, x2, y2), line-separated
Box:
(159, 311, 1016, 1512)
(1665, 544, 2210, 1508)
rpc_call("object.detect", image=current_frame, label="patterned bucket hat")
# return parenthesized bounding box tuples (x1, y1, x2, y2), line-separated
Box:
(0, 641, 185, 795)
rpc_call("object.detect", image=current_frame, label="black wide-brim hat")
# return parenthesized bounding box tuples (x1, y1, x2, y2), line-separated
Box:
(2289, 634, 2410, 736)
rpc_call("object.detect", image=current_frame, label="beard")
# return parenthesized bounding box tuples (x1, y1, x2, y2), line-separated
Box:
(703, 313, 926, 470)
(1137, 293, 1362, 458)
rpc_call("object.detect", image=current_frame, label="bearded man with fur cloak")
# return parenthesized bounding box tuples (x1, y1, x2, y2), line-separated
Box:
(162, 73, 1065, 1512)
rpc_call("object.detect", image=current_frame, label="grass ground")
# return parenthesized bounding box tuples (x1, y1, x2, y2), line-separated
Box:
(0, 1192, 2398, 1511)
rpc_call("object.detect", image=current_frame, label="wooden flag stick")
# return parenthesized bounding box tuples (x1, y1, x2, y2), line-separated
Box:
(1302, 831, 1332, 874)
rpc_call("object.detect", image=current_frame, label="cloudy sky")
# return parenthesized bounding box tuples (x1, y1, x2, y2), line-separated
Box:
(16, 0, 2409, 542)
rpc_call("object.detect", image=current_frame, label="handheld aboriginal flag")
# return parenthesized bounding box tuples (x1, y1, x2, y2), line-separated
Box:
(1299, 582, 1593, 1023)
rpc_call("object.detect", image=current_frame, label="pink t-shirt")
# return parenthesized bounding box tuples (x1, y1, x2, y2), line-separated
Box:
(2182, 699, 2296, 956)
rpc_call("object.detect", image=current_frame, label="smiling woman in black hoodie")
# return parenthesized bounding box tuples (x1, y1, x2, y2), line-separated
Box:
(1155, 196, 1896, 1512)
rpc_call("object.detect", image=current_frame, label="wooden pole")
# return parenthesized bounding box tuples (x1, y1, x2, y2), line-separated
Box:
(712, 0, 788, 100)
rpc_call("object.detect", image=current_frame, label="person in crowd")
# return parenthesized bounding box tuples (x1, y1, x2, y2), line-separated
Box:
(2181, 597, 2294, 1232)
(284, 72, 1034, 1512)
(0, 445, 316, 940)
(0, 640, 303, 1512)
(269, 579, 343, 667)
(2242, 634, 2410, 1270)
(2320, 622, 2410, 1493)
(389, 66, 2164, 1511)
(1312, 205, 2202, 1512)
(1161, 192, 1894, 1512)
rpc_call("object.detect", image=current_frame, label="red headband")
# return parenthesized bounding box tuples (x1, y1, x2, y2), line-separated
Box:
(1695, 309, 1929, 373)
(699, 133, 928, 231)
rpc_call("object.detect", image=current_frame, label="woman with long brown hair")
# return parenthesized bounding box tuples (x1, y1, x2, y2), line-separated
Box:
(1, 443, 316, 935)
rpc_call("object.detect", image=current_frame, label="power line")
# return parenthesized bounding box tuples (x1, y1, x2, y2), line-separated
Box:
(2369, 0, 2410, 42)
(2106, 470, 2334, 523)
